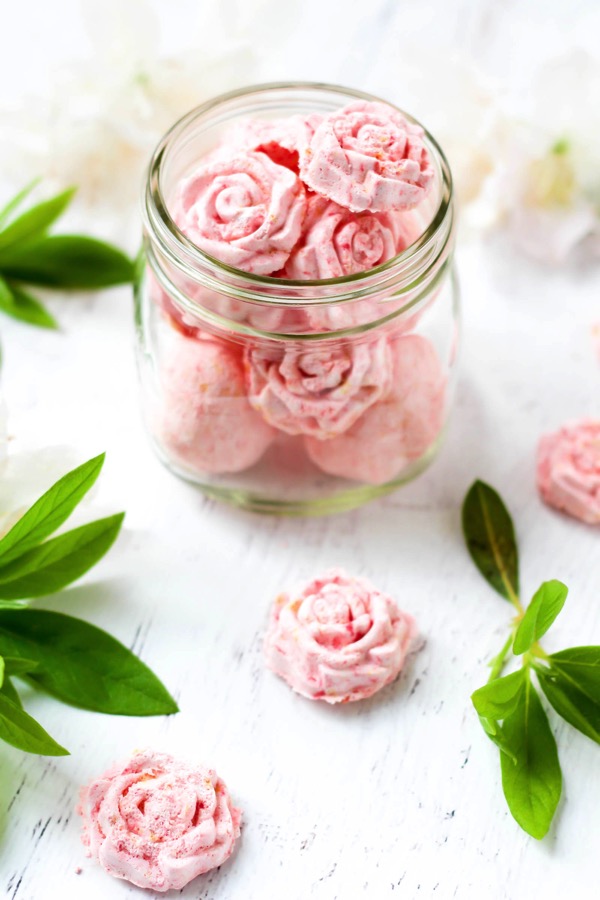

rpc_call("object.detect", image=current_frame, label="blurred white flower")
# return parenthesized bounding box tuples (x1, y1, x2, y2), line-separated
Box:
(500, 50, 600, 264)
(369, 43, 510, 233)
(0, 391, 85, 534)
(0, 0, 256, 216)
(373, 36, 600, 261)
(0, 438, 83, 537)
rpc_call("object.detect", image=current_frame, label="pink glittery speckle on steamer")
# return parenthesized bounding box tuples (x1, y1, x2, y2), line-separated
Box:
(264, 568, 416, 703)
(284, 192, 414, 280)
(245, 338, 392, 439)
(299, 100, 434, 213)
(77, 750, 241, 892)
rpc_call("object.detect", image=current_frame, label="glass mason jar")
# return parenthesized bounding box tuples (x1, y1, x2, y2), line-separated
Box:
(135, 82, 459, 515)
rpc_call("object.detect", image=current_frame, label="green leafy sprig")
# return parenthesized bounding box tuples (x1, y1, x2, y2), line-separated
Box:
(462, 480, 600, 839)
(0, 181, 134, 329)
(0, 454, 177, 757)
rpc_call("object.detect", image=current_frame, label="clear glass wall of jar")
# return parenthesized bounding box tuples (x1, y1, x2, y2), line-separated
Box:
(135, 83, 459, 515)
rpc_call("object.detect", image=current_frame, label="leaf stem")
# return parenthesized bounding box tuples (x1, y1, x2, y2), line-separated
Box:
(488, 632, 515, 683)
(507, 587, 524, 616)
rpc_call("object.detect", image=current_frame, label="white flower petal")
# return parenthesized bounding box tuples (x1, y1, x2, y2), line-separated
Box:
(81, 0, 160, 71)
(0, 7, 257, 220)
(509, 202, 598, 265)
(0, 446, 82, 520)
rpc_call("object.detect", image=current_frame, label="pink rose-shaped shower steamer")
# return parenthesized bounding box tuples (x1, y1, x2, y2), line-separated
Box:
(78, 751, 241, 892)
(222, 113, 323, 172)
(305, 334, 446, 484)
(283, 193, 423, 331)
(537, 419, 600, 524)
(299, 100, 434, 213)
(245, 338, 392, 438)
(156, 326, 275, 474)
(173, 150, 307, 274)
(284, 193, 416, 280)
(264, 569, 416, 703)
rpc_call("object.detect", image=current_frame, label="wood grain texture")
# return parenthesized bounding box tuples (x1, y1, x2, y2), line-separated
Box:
(1, 1, 600, 898)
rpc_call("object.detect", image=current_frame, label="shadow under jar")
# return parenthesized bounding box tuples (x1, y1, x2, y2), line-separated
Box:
(135, 82, 459, 515)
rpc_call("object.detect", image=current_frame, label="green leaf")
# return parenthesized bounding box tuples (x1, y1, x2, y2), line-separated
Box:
(0, 610, 178, 716)
(0, 282, 57, 329)
(472, 669, 527, 720)
(2, 657, 38, 677)
(0, 691, 68, 755)
(0, 180, 41, 230)
(0, 454, 106, 565)
(462, 480, 520, 601)
(477, 715, 518, 764)
(473, 670, 526, 765)
(500, 675, 562, 839)
(0, 655, 4, 688)
(536, 667, 600, 744)
(548, 646, 600, 692)
(0, 187, 75, 252)
(0, 513, 124, 599)
(0, 235, 135, 288)
(0, 274, 14, 310)
(479, 714, 497, 736)
(513, 581, 568, 656)
(0, 599, 28, 610)
(536, 647, 600, 744)
(0, 676, 22, 707)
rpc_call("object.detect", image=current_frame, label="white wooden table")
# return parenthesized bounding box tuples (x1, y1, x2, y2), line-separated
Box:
(1, 2, 599, 898)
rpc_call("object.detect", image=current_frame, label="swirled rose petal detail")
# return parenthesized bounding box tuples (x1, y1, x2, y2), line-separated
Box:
(245, 338, 392, 438)
(537, 419, 600, 524)
(78, 751, 242, 892)
(300, 101, 434, 212)
(264, 569, 416, 703)
(284, 193, 413, 279)
(155, 327, 275, 474)
(173, 151, 307, 274)
(284, 201, 425, 331)
(305, 335, 446, 484)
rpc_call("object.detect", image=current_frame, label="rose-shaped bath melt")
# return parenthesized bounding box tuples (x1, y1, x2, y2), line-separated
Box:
(285, 195, 424, 332)
(300, 100, 434, 213)
(537, 419, 600, 524)
(264, 569, 416, 703)
(284, 193, 414, 279)
(78, 750, 242, 892)
(223, 114, 323, 172)
(174, 150, 307, 274)
(305, 335, 446, 484)
(245, 338, 392, 438)
(157, 327, 274, 474)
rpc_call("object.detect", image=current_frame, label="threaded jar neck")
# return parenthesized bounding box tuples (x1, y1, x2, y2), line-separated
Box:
(142, 82, 455, 340)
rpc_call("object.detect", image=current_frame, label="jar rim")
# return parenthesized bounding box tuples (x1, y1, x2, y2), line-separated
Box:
(143, 81, 454, 307)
